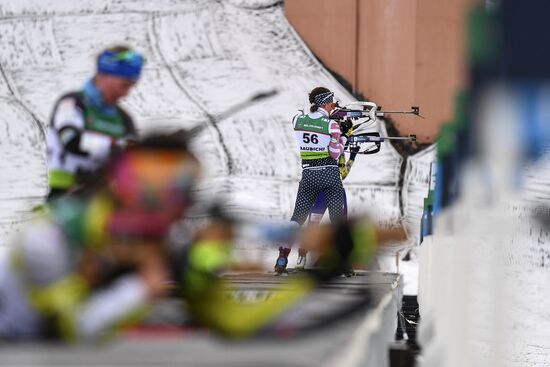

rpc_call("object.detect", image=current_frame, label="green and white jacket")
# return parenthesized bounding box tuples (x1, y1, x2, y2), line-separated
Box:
(47, 88, 135, 192)
(293, 108, 346, 168)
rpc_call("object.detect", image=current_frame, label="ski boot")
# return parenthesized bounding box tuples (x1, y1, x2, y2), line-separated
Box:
(295, 248, 308, 271)
(341, 263, 356, 277)
(341, 268, 356, 277)
(274, 247, 291, 275)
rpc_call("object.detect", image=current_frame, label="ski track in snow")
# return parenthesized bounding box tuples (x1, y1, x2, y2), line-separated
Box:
(0, 1, 548, 366)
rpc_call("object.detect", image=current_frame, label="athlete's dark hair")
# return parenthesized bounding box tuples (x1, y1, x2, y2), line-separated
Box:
(309, 87, 331, 112)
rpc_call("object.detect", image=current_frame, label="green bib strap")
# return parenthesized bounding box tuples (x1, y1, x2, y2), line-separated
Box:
(48, 170, 76, 190)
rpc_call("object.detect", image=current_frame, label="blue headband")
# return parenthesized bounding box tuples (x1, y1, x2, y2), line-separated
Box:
(97, 50, 144, 80)
(314, 91, 334, 106)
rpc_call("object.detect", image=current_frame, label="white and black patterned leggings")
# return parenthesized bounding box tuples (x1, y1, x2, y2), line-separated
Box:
(290, 166, 345, 225)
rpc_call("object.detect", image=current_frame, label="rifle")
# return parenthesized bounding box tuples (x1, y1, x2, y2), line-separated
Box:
(347, 132, 417, 155)
(330, 102, 422, 154)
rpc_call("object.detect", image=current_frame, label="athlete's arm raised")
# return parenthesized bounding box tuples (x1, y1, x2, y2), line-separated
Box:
(328, 120, 345, 159)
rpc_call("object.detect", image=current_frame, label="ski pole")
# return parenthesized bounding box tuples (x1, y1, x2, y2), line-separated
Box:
(188, 89, 278, 137)
(213, 90, 278, 122)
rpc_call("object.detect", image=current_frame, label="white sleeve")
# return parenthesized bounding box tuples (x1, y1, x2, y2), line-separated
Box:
(52, 97, 85, 131)
(19, 220, 71, 287)
(76, 275, 148, 340)
(79, 130, 113, 160)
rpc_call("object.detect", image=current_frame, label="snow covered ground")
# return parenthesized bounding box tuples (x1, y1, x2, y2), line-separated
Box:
(0, 0, 430, 252)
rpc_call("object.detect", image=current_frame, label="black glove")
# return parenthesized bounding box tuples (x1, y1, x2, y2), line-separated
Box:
(339, 118, 353, 137)
(58, 126, 88, 156)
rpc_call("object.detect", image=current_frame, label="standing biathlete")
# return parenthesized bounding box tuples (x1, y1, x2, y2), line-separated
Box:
(46, 45, 143, 199)
(274, 87, 353, 274)
(295, 145, 358, 269)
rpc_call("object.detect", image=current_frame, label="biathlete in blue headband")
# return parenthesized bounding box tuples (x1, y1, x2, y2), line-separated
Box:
(46, 45, 144, 199)
(274, 87, 354, 274)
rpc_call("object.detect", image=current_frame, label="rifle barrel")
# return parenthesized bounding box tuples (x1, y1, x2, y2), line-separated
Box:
(381, 136, 415, 140)
(377, 111, 418, 114)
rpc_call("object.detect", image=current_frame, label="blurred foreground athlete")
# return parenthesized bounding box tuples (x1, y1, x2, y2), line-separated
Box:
(0, 131, 199, 342)
(174, 211, 406, 339)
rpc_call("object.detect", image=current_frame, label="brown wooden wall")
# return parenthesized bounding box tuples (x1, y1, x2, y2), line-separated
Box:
(284, 0, 473, 143)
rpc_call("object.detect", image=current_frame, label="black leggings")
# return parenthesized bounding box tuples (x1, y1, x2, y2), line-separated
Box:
(290, 166, 345, 225)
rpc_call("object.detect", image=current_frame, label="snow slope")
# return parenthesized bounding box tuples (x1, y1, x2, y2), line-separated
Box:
(0, 0, 430, 247)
